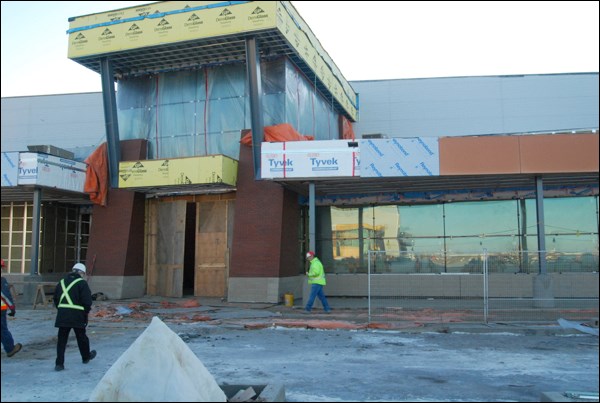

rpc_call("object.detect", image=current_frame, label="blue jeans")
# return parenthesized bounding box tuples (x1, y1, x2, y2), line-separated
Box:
(1, 310, 16, 353)
(305, 284, 331, 312)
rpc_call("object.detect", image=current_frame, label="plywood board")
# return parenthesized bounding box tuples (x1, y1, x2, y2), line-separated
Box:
(195, 201, 228, 297)
(153, 201, 186, 297)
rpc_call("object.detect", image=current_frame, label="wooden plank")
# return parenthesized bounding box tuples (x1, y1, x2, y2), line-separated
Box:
(147, 201, 159, 295)
(195, 200, 228, 297)
(195, 265, 226, 297)
(153, 264, 184, 298)
(33, 283, 56, 309)
(154, 201, 186, 297)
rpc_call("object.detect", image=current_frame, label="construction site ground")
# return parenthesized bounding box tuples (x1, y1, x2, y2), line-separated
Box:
(1, 296, 598, 402)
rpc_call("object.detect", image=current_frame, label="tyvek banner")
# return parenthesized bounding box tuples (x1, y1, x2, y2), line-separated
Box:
(18, 152, 87, 192)
(261, 140, 360, 179)
(359, 138, 439, 177)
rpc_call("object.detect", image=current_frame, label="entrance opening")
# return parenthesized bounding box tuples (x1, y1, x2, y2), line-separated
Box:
(183, 202, 196, 296)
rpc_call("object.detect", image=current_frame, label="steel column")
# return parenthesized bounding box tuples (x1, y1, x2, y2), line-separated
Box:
(245, 37, 264, 180)
(309, 182, 316, 252)
(100, 57, 121, 188)
(535, 176, 547, 274)
(29, 187, 42, 276)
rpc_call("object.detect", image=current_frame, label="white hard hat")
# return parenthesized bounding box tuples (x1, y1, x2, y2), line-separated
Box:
(73, 263, 87, 273)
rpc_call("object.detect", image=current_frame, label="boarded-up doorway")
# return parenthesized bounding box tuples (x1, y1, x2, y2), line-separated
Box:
(148, 198, 234, 298)
(195, 201, 230, 297)
(147, 200, 186, 297)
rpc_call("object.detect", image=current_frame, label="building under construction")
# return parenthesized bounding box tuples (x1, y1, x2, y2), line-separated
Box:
(1, 1, 598, 319)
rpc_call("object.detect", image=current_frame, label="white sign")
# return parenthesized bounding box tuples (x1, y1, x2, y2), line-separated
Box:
(261, 140, 360, 179)
(18, 152, 87, 193)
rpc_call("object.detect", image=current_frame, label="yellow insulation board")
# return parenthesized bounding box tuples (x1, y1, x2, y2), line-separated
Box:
(118, 155, 237, 188)
(68, 2, 277, 58)
(67, 1, 357, 121)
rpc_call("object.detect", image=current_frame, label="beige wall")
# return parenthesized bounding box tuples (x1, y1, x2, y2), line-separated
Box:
(326, 273, 599, 299)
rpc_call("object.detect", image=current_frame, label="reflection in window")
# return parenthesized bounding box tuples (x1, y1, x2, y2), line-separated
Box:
(313, 196, 598, 274)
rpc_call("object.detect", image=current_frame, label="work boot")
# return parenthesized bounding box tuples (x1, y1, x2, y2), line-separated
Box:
(7, 343, 22, 357)
(83, 350, 96, 364)
(54, 364, 64, 371)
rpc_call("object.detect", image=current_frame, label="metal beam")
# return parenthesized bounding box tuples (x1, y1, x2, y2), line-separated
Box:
(100, 58, 121, 188)
(29, 187, 42, 276)
(309, 182, 316, 252)
(535, 176, 547, 274)
(245, 37, 264, 180)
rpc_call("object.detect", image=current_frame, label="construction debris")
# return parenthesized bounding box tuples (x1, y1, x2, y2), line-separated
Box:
(229, 386, 257, 402)
(557, 318, 599, 336)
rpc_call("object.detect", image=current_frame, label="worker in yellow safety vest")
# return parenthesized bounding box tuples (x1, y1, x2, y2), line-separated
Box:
(304, 251, 331, 313)
(53, 263, 96, 371)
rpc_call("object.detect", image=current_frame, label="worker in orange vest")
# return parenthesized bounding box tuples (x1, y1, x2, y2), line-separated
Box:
(1, 258, 22, 357)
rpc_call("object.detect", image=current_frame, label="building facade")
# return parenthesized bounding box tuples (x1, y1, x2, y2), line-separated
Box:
(1, 1, 598, 306)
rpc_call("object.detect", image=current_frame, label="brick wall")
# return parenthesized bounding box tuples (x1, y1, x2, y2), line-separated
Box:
(230, 144, 301, 278)
(85, 139, 147, 277)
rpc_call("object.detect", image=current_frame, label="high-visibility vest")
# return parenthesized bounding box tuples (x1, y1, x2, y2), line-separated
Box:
(57, 278, 85, 310)
(1, 279, 14, 311)
(307, 257, 327, 286)
(1, 293, 12, 310)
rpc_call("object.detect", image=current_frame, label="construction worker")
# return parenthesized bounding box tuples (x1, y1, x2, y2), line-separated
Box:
(304, 251, 331, 313)
(1, 258, 22, 357)
(53, 263, 96, 371)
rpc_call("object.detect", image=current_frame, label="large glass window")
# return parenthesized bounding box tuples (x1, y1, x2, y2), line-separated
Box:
(311, 196, 598, 275)
(1, 202, 91, 274)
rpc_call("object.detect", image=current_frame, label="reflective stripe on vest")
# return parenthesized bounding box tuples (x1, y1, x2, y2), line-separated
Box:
(57, 278, 85, 310)
(1, 293, 10, 310)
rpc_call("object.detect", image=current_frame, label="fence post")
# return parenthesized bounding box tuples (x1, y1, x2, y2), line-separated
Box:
(368, 250, 372, 323)
(483, 248, 488, 324)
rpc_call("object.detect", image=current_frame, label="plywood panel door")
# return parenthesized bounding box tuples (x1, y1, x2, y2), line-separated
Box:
(153, 201, 186, 297)
(195, 201, 228, 297)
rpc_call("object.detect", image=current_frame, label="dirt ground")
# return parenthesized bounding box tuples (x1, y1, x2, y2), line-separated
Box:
(1, 297, 598, 402)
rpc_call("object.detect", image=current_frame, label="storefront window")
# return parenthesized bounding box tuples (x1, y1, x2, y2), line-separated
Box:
(312, 196, 598, 274)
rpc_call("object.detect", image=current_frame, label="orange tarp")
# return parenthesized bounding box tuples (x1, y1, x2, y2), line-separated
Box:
(341, 115, 355, 140)
(240, 123, 314, 146)
(84, 142, 108, 206)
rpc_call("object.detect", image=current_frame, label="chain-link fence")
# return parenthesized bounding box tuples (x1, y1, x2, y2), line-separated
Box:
(362, 250, 599, 325)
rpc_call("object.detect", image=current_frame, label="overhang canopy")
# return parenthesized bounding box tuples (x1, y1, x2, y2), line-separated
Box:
(276, 172, 600, 205)
(67, 1, 358, 121)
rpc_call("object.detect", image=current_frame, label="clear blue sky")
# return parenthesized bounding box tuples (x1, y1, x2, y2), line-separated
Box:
(1, 1, 598, 98)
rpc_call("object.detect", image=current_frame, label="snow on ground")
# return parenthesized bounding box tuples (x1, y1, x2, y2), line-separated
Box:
(1, 303, 598, 402)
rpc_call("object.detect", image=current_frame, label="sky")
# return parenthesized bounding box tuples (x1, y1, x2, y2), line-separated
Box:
(1, 1, 598, 98)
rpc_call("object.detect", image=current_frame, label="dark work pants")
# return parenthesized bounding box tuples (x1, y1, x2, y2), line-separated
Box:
(1, 310, 16, 353)
(55, 327, 90, 366)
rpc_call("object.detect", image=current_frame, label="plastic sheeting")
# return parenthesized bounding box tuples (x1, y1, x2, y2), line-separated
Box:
(116, 57, 340, 161)
(89, 316, 226, 402)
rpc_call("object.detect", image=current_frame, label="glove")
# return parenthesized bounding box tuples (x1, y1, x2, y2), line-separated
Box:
(8, 309, 16, 317)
